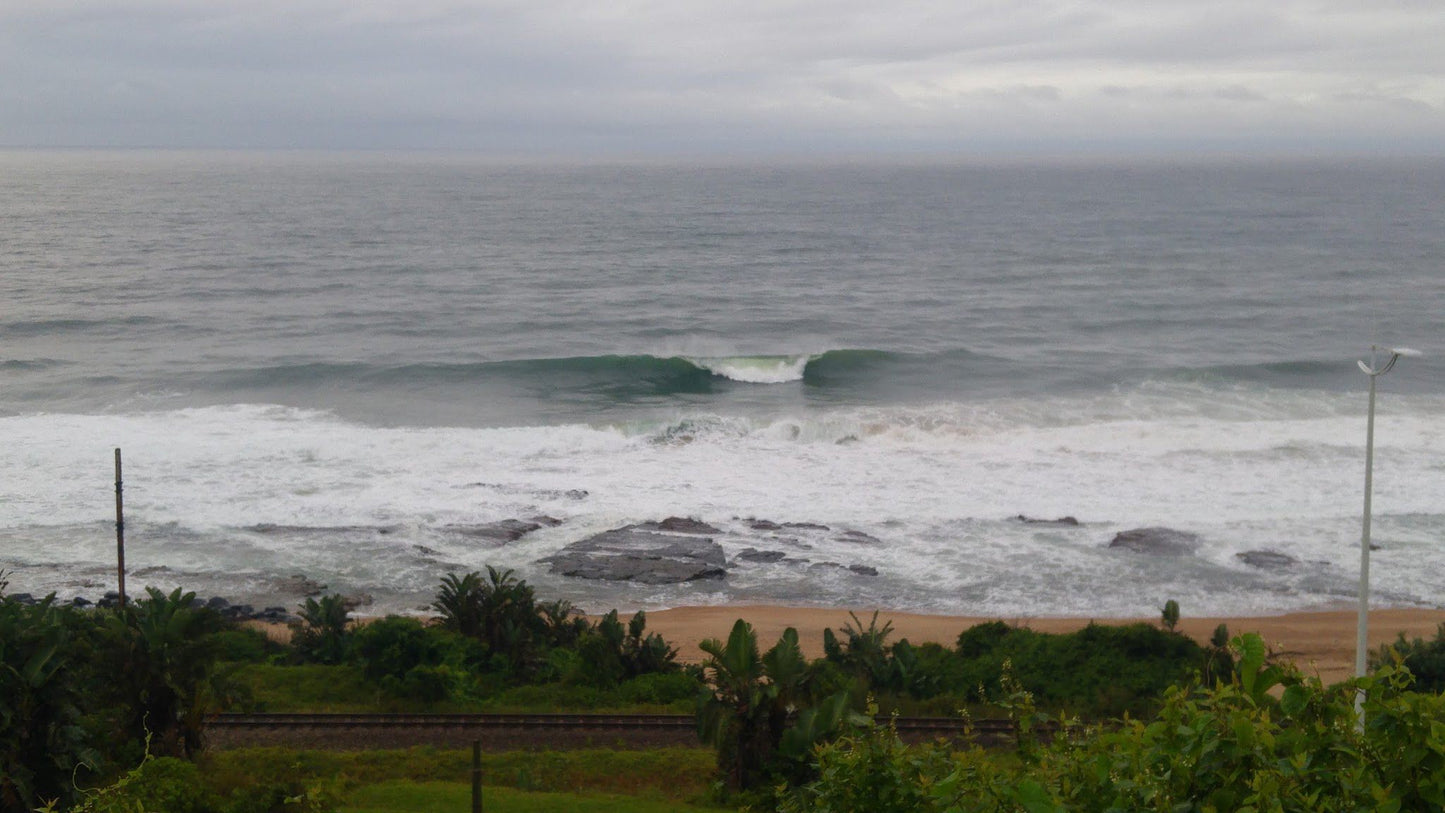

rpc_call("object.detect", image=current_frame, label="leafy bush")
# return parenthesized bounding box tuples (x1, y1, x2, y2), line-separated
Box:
(432, 567, 543, 675)
(616, 672, 702, 706)
(212, 627, 284, 664)
(1375, 622, 1445, 693)
(0, 596, 99, 811)
(946, 620, 1222, 718)
(781, 634, 1445, 812)
(101, 587, 231, 759)
(289, 595, 351, 665)
(74, 756, 211, 813)
(569, 610, 679, 687)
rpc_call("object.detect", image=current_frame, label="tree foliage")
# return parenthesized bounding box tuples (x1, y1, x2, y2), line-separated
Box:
(781, 633, 1445, 812)
(0, 596, 99, 811)
(289, 594, 351, 665)
(101, 587, 231, 759)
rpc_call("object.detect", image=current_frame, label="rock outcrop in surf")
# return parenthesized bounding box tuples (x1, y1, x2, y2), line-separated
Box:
(1108, 527, 1201, 556)
(543, 519, 727, 584)
(449, 517, 561, 544)
(1236, 550, 1297, 569)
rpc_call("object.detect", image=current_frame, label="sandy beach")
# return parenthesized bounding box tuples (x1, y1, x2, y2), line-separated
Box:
(641, 606, 1445, 686)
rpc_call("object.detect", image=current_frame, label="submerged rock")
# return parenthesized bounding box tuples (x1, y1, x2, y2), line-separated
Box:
(278, 574, 328, 596)
(1014, 514, 1081, 526)
(1236, 550, 1297, 569)
(451, 519, 544, 543)
(807, 561, 880, 577)
(635, 516, 721, 534)
(1108, 527, 1200, 556)
(734, 548, 787, 563)
(544, 526, 726, 584)
(835, 529, 883, 546)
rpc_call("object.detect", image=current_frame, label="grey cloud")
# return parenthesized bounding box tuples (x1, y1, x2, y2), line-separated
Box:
(1216, 86, 1267, 103)
(2, 0, 1444, 153)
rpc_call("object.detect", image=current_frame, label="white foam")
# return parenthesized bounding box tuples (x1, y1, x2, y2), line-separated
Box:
(687, 355, 812, 384)
(2, 388, 1442, 616)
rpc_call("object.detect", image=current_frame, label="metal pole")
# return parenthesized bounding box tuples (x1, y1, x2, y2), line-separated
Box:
(471, 739, 482, 813)
(115, 447, 127, 609)
(1351, 345, 1418, 728)
(1354, 373, 1376, 725)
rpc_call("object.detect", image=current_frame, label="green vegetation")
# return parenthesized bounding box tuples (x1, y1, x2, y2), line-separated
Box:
(21, 571, 1445, 812)
(342, 781, 713, 813)
(778, 633, 1445, 812)
(1374, 622, 1445, 693)
(203, 746, 714, 800)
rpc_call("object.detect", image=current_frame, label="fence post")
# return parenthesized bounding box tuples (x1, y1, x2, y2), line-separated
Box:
(114, 448, 126, 609)
(471, 739, 483, 813)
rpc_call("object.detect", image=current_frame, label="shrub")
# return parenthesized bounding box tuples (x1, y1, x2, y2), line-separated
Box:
(0, 597, 98, 811)
(212, 627, 283, 664)
(77, 756, 210, 813)
(289, 595, 351, 665)
(616, 671, 703, 706)
(101, 587, 230, 759)
(1374, 623, 1445, 693)
(780, 634, 1445, 812)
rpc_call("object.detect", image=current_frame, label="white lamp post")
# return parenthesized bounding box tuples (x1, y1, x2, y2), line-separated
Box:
(1354, 345, 1419, 725)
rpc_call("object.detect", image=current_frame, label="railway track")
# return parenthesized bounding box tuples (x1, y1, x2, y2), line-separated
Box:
(205, 712, 1027, 751)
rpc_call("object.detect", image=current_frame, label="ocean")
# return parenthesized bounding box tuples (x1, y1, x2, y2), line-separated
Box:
(2, 150, 1442, 619)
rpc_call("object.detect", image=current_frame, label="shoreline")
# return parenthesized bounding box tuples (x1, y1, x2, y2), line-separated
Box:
(638, 606, 1445, 686)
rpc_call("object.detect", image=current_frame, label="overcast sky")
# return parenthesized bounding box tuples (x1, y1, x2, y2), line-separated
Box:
(3, 0, 1444, 156)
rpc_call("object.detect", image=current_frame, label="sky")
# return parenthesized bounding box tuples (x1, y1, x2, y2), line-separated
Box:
(3, 0, 1444, 156)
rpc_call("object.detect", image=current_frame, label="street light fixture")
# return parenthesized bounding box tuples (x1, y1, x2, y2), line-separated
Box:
(1354, 345, 1419, 724)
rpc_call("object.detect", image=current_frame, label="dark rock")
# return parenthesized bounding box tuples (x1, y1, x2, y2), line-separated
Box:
(413, 545, 440, 556)
(9, 593, 35, 604)
(341, 593, 374, 612)
(1108, 527, 1201, 556)
(783, 522, 831, 531)
(544, 526, 726, 584)
(808, 561, 879, 577)
(222, 604, 255, 620)
(1236, 550, 1298, 569)
(71, 596, 92, 607)
(257, 606, 291, 622)
(836, 529, 883, 546)
(451, 519, 543, 543)
(635, 516, 721, 534)
(97, 595, 119, 609)
(1014, 514, 1081, 526)
(735, 548, 787, 563)
(747, 519, 783, 531)
(278, 574, 327, 596)
(206, 596, 231, 610)
(531, 515, 564, 527)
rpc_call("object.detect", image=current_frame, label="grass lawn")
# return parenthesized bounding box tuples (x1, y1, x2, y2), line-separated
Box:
(342, 780, 717, 812)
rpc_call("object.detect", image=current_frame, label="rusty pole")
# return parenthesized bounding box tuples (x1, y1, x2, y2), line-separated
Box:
(115, 447, 126, 609)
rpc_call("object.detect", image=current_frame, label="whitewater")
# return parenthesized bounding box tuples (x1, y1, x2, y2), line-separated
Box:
(2, 152, 1442, 619)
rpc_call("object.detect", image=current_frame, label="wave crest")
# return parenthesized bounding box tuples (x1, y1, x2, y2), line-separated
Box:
(686, 355, 813, 383)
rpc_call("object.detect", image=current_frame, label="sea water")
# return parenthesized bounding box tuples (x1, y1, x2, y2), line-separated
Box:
(2, 151, 1442, 618)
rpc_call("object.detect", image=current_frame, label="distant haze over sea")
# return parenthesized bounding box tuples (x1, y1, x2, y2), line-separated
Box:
(2, 151, 1442, 618)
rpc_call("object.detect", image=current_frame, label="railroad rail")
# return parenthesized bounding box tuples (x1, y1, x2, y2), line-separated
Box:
(205, 712, 1030, 751)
